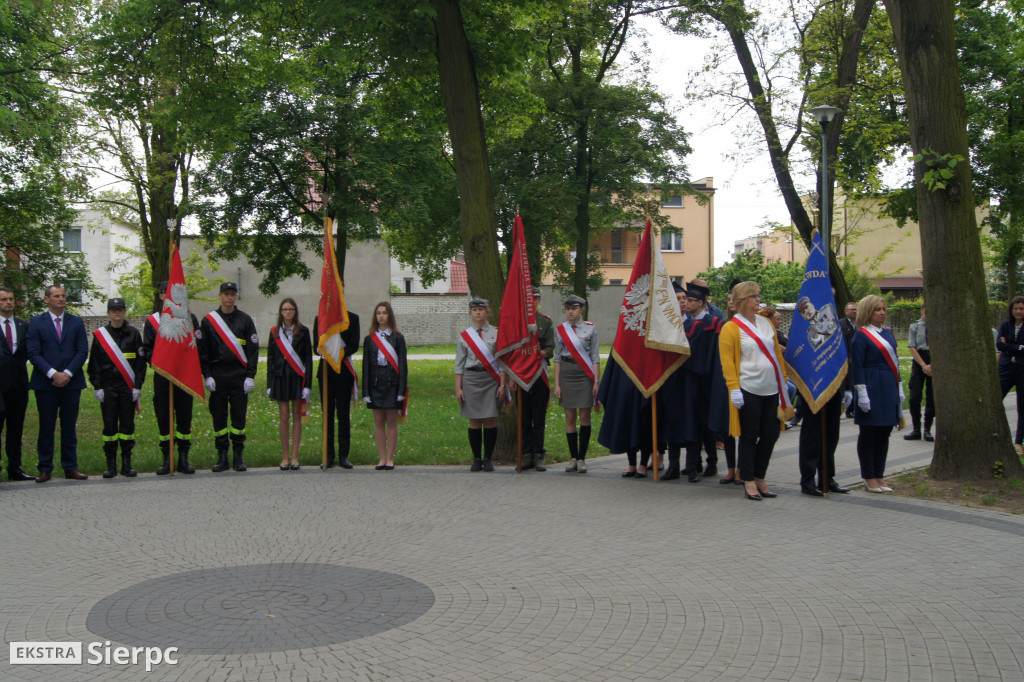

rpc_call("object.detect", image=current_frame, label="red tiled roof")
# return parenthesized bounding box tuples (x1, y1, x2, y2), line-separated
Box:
(448, 260, 468, 294)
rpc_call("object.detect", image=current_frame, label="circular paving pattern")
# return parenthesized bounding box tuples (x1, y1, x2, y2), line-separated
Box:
(85, 563, 435, 654)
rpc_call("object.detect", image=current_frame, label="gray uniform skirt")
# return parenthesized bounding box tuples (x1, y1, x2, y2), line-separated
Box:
(460, 369, 501, 419)
(558, 361, 594, 408)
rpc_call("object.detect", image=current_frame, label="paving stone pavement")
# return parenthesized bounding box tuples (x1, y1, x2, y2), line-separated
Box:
(1, 397, 1022, 680)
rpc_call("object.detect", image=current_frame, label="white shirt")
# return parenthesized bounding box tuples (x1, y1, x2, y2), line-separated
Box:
(376, 329, 391, 366)
(46, 312, 70, 379)
(0, 314, 15, 353)
(738, 315, 780, 396)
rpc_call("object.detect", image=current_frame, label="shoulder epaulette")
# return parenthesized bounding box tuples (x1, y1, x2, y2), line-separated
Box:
(585, 321, 594, 326)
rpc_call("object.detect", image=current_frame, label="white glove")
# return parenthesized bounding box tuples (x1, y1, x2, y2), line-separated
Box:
(301, 388, 311, 401)
(266, 388, 271, 398)
(205, 377, 216, 392)
(898, 382, 905, 404)
(397, 395, 404, 402)
(243, 378, 255, 394)
(363, 396, 371, 403)
(94, 389, 104, 403)
(842, 391, 853, 411)
(730, 389, 744, 409)
(855, 384, 871, 413)
(131, 389, 141, 402)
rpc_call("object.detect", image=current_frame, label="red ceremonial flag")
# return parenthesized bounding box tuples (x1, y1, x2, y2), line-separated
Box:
(496, 215, 544, 389)
(317, 217, 350, 372)
(151, 244, 206, 403)
(611, 220, 689, 397)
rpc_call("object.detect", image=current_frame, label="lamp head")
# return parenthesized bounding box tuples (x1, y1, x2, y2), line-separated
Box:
(810, 105, 841, 124)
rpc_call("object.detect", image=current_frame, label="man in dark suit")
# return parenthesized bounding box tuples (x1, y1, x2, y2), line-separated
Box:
(0, 286, 34, 481)
(840, 301, 858, 418)
(313, 312, 360, 469)
(26, 285, 89, 482)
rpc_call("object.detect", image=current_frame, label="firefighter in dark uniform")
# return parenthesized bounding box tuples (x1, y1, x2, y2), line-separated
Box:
(200, 282, 259, 472)
(142, 280, 202, 475)
(522, 288, 555, 471)
(87, 298, 147, 478)
(313, 311, 361, 469)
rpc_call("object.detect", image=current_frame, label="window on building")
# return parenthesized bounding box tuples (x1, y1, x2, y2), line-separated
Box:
(610, 228, 624, 263)
(661, 231, 683, 252)
(609, 279, 623, 285)
(662, 195, 683, 207)
(404, 278, 413, 293)
(62, 228, 82, 252)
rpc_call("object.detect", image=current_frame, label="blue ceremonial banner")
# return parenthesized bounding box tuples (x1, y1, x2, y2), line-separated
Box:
(783, 230, 847, 413)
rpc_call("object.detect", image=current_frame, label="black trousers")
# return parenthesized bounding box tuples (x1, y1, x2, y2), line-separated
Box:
(101, 385, 135, 453)
(521, 378, 550, 454)
(798, 390, 842, 488)
(738, 391, 780, 481)
(35, 388, 81, 472)
(907, 349, 934, 430)
(322, 369, 355, 462)
(0, 386, 28, 471)
(999, 362, 1024, 444)
(153, 374, 194, 445)
(857, 424, 894, 479)
(684, 374, 719, 472)
(208, 378, 248, 449)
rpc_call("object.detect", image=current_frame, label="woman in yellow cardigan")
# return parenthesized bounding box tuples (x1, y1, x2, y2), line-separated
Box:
(718, 281, 795, 501)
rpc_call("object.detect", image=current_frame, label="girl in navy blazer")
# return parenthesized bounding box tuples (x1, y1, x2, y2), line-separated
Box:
(850, 295, 904, 493)
(996, 295, 1024, 454)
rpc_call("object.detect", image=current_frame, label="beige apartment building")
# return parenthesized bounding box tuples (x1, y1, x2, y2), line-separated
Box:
(584, 177, 716, 286)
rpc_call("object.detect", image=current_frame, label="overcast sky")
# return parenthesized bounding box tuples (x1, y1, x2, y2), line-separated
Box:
(633, 14, 805, 265)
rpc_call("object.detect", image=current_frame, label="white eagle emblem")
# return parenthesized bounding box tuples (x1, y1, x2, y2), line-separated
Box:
(159, 283, 197, 348)
(620, 274, 650, 336)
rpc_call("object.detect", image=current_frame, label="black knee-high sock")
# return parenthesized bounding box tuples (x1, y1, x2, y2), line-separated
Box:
(566, 431, 579, 458)
(483, 427, 497, 459)
(578, 425, 591, 459)
(469, 428, 482, 459)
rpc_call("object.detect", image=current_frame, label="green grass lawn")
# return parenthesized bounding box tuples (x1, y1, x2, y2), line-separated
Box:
(13, 360, 610, 476)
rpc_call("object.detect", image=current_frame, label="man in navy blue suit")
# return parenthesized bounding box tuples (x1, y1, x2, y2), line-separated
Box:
(0, 286, 34, 481)
(26, 285, 90, 482)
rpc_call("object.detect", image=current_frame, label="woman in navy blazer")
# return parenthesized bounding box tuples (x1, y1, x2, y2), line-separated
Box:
(996, 295, 1024, 454)
(850, 295, 904, 493)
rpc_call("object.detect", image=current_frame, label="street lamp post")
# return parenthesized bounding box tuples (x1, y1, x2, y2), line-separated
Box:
(809, 105, 841, 251)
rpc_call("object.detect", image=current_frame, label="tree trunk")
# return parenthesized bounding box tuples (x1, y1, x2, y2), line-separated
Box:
(883, 0, 1022, 479)
(431, 0, 504, 318)
(723, 20, 853, 306)
(146, 119, 179, 313)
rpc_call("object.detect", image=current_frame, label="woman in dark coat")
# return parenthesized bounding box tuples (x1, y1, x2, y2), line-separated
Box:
(267, 298, 313, 470)
(996, 295, 1024, 454)
(363, 302, 407, 470)
(850, 295, 904, 492)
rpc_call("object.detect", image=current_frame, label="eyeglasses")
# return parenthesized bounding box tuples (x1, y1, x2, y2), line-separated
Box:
(280, 307, 296, 312)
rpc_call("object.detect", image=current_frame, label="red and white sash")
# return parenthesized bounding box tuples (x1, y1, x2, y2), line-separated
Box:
(272, 326, 309, 415)
(372, 331, 408, 416)
(343, 356, 359, 400)
(859, 327, 901, 381)
(206, 311, 247, 367)
(730, 315, 791, 410)
(149, 311, 160, 330)
(94, 327, 140, 412)
(460, 327, 510, 403)
(556, 322, 596, 382)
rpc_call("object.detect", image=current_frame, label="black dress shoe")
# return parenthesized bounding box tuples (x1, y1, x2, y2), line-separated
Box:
(661, 466, 680, 481)
(482, 458, 494, 472)
(621, 470, 637, 478)
(923, 430, 934, 442)
(470, 459, 482, 472)
(702, 466, 718, 478)
(827, 480, 851, 494)
(634, 470, 647, 478)
(801, 486, 824, 497)
(687, 469, 701, 483)
(744, 491, 762, 501)
(35, 471, 52, 483)
(8, 469, 36, 481)
(323, 460, 335, 469)
(375, 464, 386, 470)
(758, 489, 778, 498)
(903, 430, 922, 441)
(338, 458, 354, 469)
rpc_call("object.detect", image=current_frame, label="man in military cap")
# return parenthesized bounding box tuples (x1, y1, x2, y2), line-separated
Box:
(521, 287, 555, 471)
(200, 282, 259, 472)
(142, 280, 203, 475)
(87, 298, 146, 477)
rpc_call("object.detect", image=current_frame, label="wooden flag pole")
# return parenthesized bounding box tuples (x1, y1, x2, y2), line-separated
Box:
(168, 383, 176, 475)
(652, 391, 659, 481)
(516, 391, 523, 472)
(321, 360, 329, 471)
(820, 409, 829, 499)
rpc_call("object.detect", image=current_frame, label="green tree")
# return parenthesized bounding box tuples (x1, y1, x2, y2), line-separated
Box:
(698, 249, 804, 307)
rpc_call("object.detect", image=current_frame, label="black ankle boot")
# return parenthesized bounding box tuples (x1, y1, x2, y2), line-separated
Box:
(232, 444, 247, 472)
(177, 443, 196, 474)
(155, 440, 171, 475)
(103, 452, 118, 478)
(120, 447, 137, 477)
(211, 449, 230, 472)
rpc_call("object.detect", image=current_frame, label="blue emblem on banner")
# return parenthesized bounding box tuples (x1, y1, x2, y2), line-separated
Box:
(783, 230, 848, 412)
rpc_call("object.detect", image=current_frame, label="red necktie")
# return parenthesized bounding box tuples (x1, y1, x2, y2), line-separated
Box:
(4, 319, 11, 349)
(55, 316, 62, 339)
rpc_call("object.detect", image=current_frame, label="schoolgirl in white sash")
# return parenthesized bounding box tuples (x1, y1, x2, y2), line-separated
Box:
(554, 295, 600, 473)
(267, 298, 312, 470)
(455, 297, 507, 471)
(363, 302, 407, 470)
